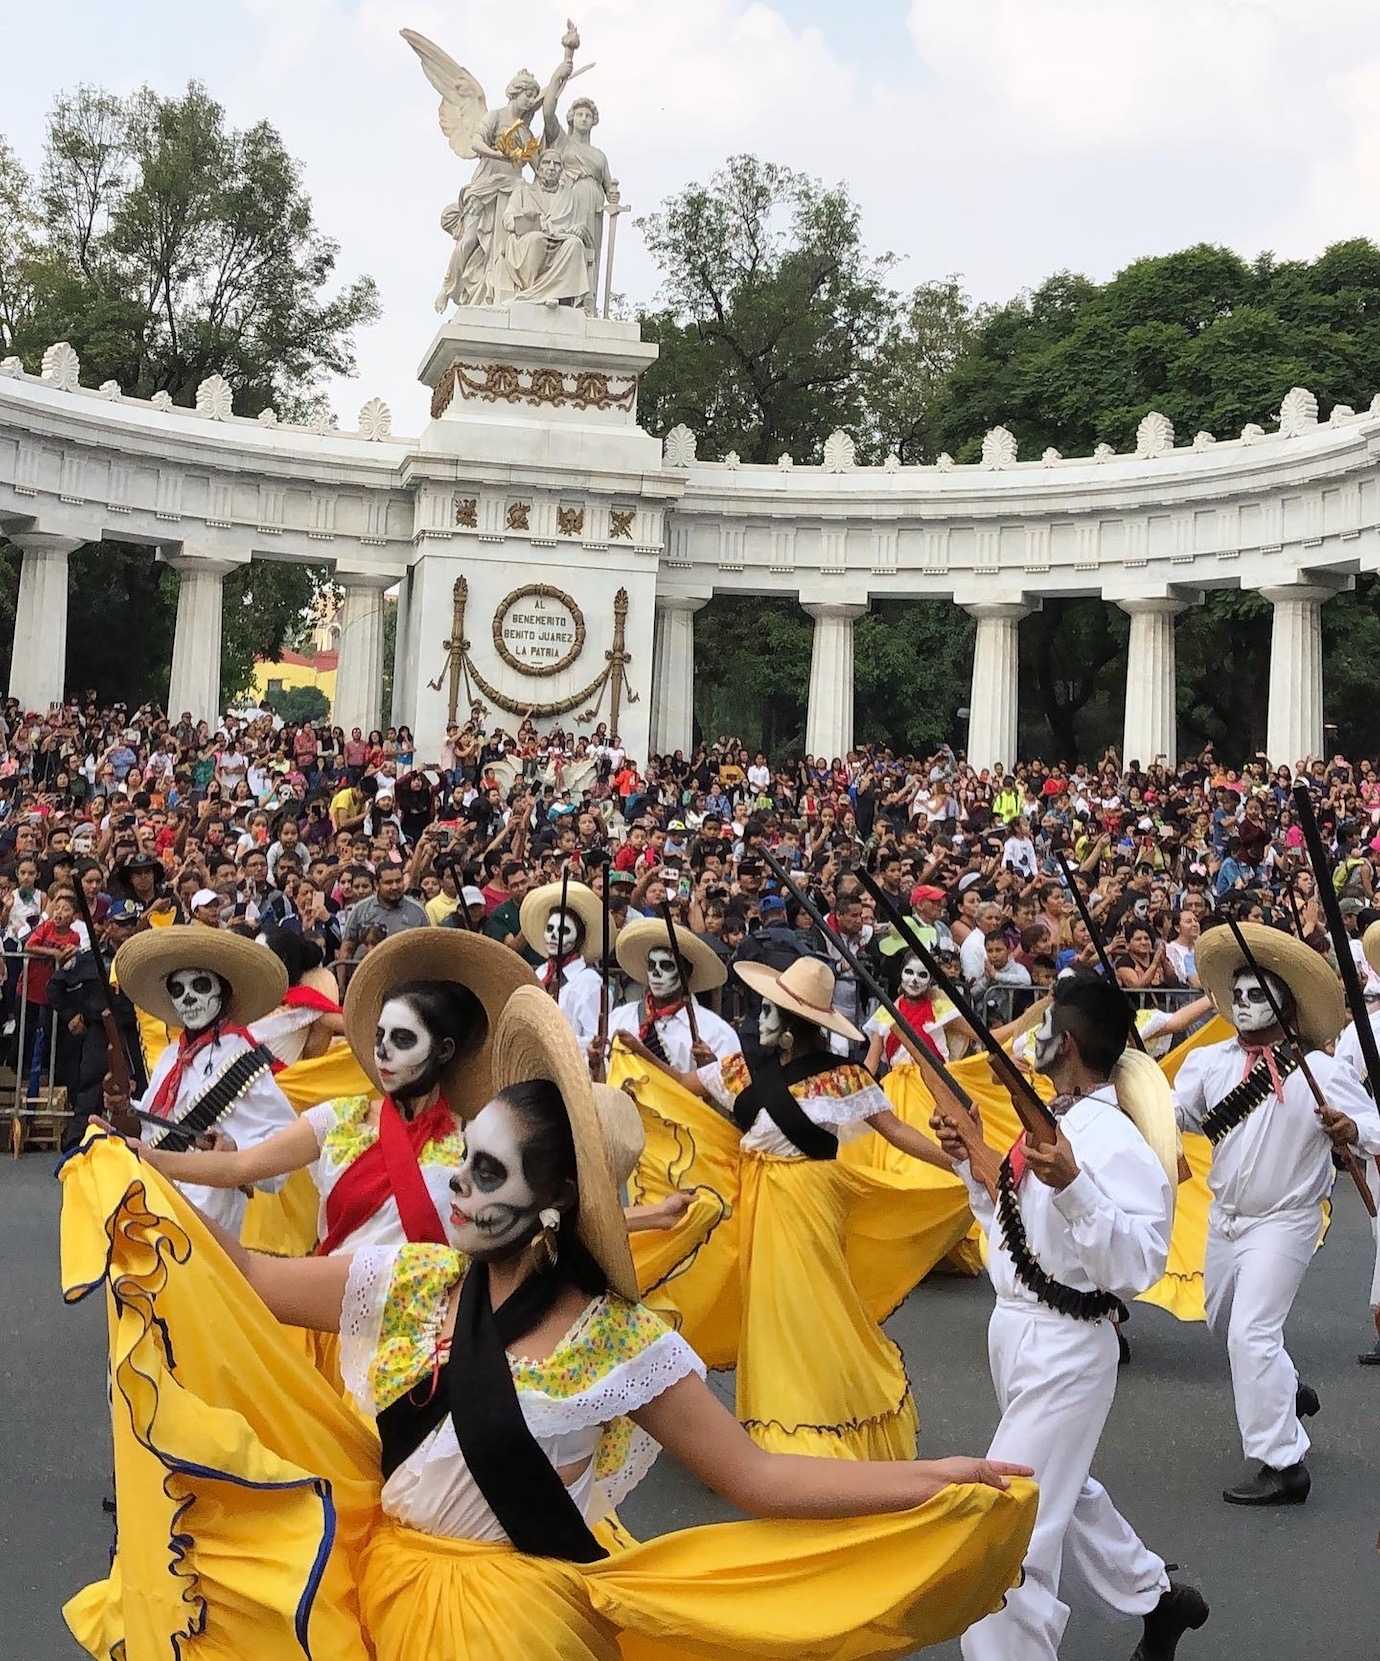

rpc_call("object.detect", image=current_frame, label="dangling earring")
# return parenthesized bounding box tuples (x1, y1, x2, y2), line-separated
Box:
(779, 1026, 795, 1062)
(532, 1207, 562, 1272)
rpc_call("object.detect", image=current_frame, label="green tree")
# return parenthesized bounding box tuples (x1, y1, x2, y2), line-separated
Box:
(0, 81, 379, 705)
(264, 682, 329, 725)
(692, 597, 813, 753)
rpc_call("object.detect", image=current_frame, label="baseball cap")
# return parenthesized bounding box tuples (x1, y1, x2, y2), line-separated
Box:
(759, 894, 786, 915)
(190, 888, 220, 911)
(106, 898, 141, 926)
(910, 883, 945, 905)
(461, 885, 485, 908)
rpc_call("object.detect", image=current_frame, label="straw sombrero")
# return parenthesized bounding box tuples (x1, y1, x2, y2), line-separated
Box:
(1362, 919, 1380, 979)
(114, 925, 286, 1030)
(519, 880, 606, 963)
(615, 917, 726, 997)
(1197, 920, 1344, 1048)
(1110, 1047, 1181, 1210)
(343, 929, 535, 1117)
(594, 1083, 644, 1188)
(733, 954, 862, 1043)
(490, 986, 637, 1301)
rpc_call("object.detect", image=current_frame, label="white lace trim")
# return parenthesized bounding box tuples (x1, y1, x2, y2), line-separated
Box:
(597, 1424, 664, 1512)
(339, 1243, 400, 1416)
(517, 1328, 704, 1439)
(302, 1101, 337, 1152)
(799, 1080, 890, 1130)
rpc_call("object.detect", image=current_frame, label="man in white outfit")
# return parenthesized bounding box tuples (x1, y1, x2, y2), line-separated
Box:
(933, 972, 1208, 1661)
(109, 926, 297, 1238)
(1176, 922, 1380, 1501)
(1334, 915, 1380, 1365)
(518, 878, 608, 1045)
(605, 917, 740, 1074)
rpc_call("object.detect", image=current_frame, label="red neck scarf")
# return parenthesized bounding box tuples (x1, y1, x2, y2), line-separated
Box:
(541, 953, 578, 991)
(888, 994, 942, 1062)
(317, 1095, 454, 1257)
(148, 1021, 255, 1119)
(283, 983, 341, 1015)
(1240, 1042, 1287, 1101)
(640, 994, 686, 1041)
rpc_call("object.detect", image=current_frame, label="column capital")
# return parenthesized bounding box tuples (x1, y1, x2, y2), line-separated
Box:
(1260, 581, 1348, 606)
(801, 601, 867, 622)
(654, 591, 711, 615)
(1116, 594, 1190, 618)
(961, 601, 1033, 623)
(158, 544, 250, 577)
(333, 565, 398, 592)
(5, 531, 84, 558)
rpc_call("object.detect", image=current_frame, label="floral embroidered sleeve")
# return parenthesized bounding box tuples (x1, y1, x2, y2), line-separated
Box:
(339, 1241, 465, 1416)
(701, 1048, 750, 1110)
(797, 1063, 892, 1130)
(320, 1095, 377, 1169)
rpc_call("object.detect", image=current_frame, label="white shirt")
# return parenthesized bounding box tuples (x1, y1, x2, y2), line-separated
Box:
(960, 927, 993, 985)
(704, 1055, 889, 1159)
(1002, 834, 1038, 877)
(543, 959, 604, 1045)
(137, 1029, 296, 1236)
(960, 1085, 1172, 1307)
(609, 997, 740, 1074)
(1174, 1035, 1380, 1217)
(1335, 1008, 1380, 1085)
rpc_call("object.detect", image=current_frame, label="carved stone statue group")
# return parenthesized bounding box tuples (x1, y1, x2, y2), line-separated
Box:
(403, 19, 620, 314)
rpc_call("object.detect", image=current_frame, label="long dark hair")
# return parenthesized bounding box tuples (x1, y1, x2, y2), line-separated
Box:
(498, 1078, 607, 1294)
(384, 978, 485, 1107)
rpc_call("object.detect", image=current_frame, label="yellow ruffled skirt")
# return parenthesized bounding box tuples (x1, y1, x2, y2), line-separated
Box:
(614, 1049, 977, 1459)
(58, 1131, 1037, 1661)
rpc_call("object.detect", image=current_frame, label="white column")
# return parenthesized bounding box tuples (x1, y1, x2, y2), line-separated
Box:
(1264, 583, 1332, 765)
(390, 570, 413, 727)
(803, 601, 867, 760)
(165, 557, 236, 726)
(7, 533, 78, 712)
(649, 593, 708, 756)
(334, 576, 389, 734)
(1119, 596, 1187, 768)
(964, 603, 1030, 771)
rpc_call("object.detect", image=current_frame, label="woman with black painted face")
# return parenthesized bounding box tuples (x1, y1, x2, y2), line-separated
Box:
(61, 986, 1037, 1660)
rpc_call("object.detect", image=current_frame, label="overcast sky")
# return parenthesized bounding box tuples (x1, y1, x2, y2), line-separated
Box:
(8, 1, 1380, 431)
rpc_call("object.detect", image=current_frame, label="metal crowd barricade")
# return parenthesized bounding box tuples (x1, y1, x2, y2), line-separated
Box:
(3, 945, 69, 1155)
(970, 982, 1205, 1051)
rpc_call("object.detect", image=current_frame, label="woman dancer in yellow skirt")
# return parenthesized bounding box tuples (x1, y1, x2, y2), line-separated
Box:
(616, 955, 959, 1460)
(61, 985, 1038, 1661)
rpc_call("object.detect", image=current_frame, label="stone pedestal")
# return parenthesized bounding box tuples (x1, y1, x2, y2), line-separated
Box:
(803, 601, 867, 760)
(650, 594, 709, 756)
(397, 304, 680, 765)
(334, 574, 390, 735)
(8, 533, 78, 712)
(964, 603, 1030, 771)
(165, 556, 241, 726)
(1119, 597, 1187, 768)
(1264, 583, 1335, 764)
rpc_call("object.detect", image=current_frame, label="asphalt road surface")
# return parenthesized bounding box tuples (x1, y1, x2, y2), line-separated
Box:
(5, 1153, 1378, 1659)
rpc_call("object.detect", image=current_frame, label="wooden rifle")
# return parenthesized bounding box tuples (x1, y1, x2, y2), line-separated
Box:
(857, 868, 1059, 1150)
(1052, 848, 1146, 1052)
(593, 871, 611, 1082)
(757, 849, 1003, 1196)
(71, 882, 141, 1127)
(548, 866, 571, 1001)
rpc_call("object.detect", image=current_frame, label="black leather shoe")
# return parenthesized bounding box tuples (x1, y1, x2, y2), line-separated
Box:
(1222, 1462, 1310, 1505)
(1295, 1383, 1320, 1418)
(1359, 1340, 1380, 1366)
(1130, 1580, 1210, 1660)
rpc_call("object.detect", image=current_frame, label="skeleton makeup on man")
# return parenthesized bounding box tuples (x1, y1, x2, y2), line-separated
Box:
(375, 994, 454, 1101)
(645, 946, 684, 1001)
(1230, 968, 1289, 1035)
(165, 968, 225, 1033)
(448, 1097, 541, 1257)
(758, 998, 785, 1051)
(542, 906, 582, 960)
(899, 954, 932, 999)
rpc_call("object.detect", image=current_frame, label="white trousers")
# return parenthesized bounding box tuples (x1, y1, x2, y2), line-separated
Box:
(1204, 1206, 1319, 1468)
(961, 1302, 1167, 1661)
(1368, 1161, 1380, 1313)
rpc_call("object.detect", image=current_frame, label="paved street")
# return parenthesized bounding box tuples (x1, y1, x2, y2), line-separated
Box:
(4, 1152, 1377, 1659)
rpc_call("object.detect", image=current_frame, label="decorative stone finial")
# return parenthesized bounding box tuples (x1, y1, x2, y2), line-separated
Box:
(1277, 387, 1318, 437)
(196, 374, 233, 420)
(1092, 442, 1115, 462)
(823, 429, 856, 472)
(150, 390, 174, 411)
(1041, 446, 1061, 464)
(883, 452, 901, 473)
(724, 450, 741, 470)
(257, 407, 279, 426)
(97, 380, 121, 400)
(1135, 411, 1174, 458)
(41, 341, 80, 392)
(1370, 393, 1380, 416)
(358, 397, 392, 440)
(1329, 404, 1354, 424)
(307, 410, 334, 435)
(1192, 431, 1216, 451)
(935, 452, 954, 472)
(778, 453, 793, 471)
(1, 356, 24, 378)
(663, 424, 696, 467)
(981, 426, 1017, 469)
(1240, 423, 1265, 446)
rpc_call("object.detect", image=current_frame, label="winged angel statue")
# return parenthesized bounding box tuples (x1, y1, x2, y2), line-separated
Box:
(403, 20, 614, 314)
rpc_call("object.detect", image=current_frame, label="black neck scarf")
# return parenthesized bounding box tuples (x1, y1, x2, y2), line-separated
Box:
(377, 1252, 610, 1563)
(731, 1049, 841, 1159)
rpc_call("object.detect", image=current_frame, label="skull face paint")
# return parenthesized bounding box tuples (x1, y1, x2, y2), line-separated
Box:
(166, 968, 225, 1033)
(375, 996, 437, 1096)
(542, 907, 581, 960)
(645, 946, 683, 1000)
(899, 955, 932, 999)
(758, 998, 785, 1051)
(448, 1098, 540, 1257)
(1230, 969, 1286, 1034)
(1033, 1006, 1063, 1075)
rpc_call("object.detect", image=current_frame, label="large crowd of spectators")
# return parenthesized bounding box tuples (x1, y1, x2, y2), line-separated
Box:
(2, 692, 1377, 1111)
